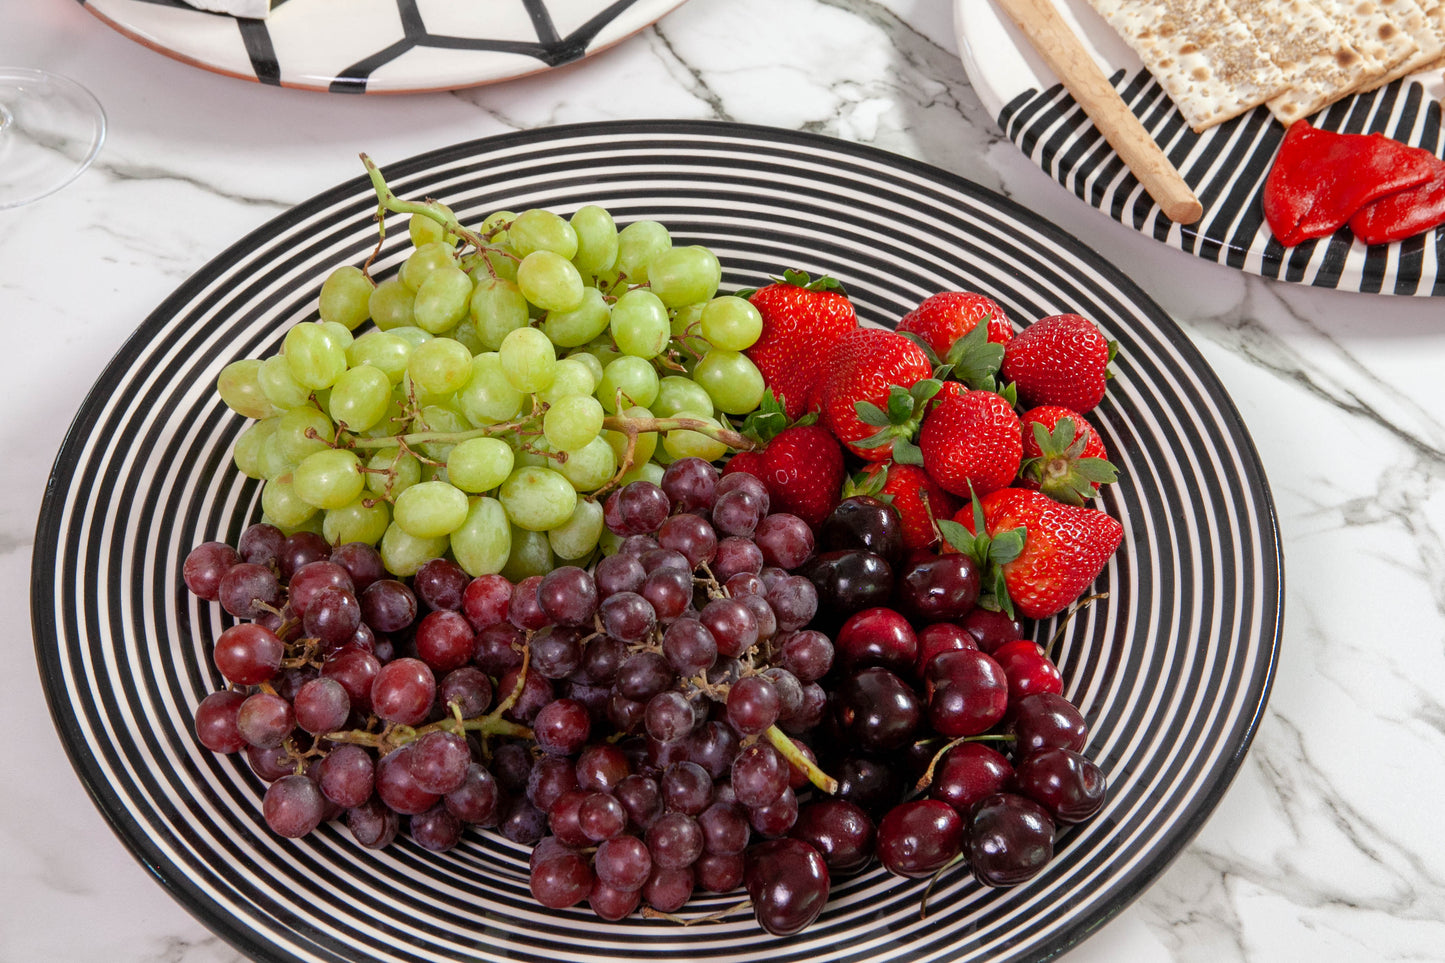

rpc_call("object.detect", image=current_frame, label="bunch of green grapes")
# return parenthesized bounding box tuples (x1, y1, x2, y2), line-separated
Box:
(214, 159, 767, 581)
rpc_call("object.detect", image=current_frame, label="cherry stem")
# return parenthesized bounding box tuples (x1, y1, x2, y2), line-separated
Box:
(1043, 591, 1109, 661)
(763, 725, 838, 794)
(919, 852, 967, 920)
(913, 733, 1016, 795)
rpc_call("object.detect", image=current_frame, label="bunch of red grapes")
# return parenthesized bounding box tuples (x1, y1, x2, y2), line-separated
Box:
(182, 457, 1106, 937)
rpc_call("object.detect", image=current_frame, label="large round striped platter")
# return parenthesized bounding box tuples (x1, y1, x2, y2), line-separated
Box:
(957, 0, 1445, 296)
(33, 121, 1283, 963)
(77, 0, 688, 93)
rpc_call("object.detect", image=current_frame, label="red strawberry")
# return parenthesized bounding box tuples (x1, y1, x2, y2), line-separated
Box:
(872, 462, 961, 552)
(1018, 406, 1118, 505)
(1000, 314, 1113, 414)
(817, 327, 934, 461)
(946, 488, 1122, 620)
(917, 389, 1022, 498)
(898, 291, 1014, 357)
(745, 271, 858, 420)
(747, 425, 845, 528)
(724, 450, 767, 478)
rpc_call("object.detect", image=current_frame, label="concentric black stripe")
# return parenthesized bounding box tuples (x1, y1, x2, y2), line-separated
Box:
(998, 69, 1445, 294)
(33, 120, 1281, 963)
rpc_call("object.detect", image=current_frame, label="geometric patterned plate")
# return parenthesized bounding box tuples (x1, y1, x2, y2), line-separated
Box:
(957, 0, 1445, 296)
(77, 0, 689, 92)
(32, 120, 1284, 963)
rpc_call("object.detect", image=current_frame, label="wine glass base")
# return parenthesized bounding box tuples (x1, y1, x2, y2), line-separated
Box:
(0, 68, 107, 209)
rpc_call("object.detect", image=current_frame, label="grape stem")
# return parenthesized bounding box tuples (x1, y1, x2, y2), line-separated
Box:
(361, 153, 490, 253)
(640, 898, 751, 925)
(763, 725, 838, 794)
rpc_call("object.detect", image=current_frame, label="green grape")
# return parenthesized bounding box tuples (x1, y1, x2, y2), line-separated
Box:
(233, 416, 279, 480)
(596, 355, 659, 412)
(261, 473, 318, 530)
(388, 325, 435, 350)
(508, 209, 579, 260)
(499, 326, 556, 393)
(694, 349, 766, 414)
(499, 466, 577, 531)
(470, 277, 530, 350)
(393, 480, 470, 538)
(449, 496, 511, 576)
(449, 318, 486, 355)
(320, 321, 355, 351)
(292, 448, 365, 510)
(543, 395, 604, 452)
(258, 355, 312, 410)
(323, 496, 391, 546)
(415, 404, 468, 462)
(408, 337, 473, 397)
(283, 322, 348, 390)
(511, 441, 552, 469)
(319, 265, 374, 331)
(541, 287, 611, 347)
(347, 330, 412, 384)
(598, 527, 624, 557)
(663, 415, 729, 462)
(538, 357, 598, 405)
(647, 245, 722, 308)
(477, 209, 516, 239)
(500, 525, 554, 582)
(369, 277, 416, 331)
(571, 205, 619, 278)
(671, 301, 705, 341)
(556, 436, 617, 491)
(447, 437, 514, 493)
(275, 406, 334, 463)
(463, 246, 520, 283)
(610, 289, 670, 358)
(516, 251, 585, 313)
(601, 404, 658, 471)
(217, 359, 280, 420)
(258, 433, 295, 480)
(366, 446, 421, 498)
(408, 204, 458, 248)
(264, 511, 326, 538)
(413, 264, 473, 334)
(616, 220, 671, 283)
(564, 349, 605, 387)
(700, 295, 764, 350)
(380, 522, 450, 578)
(653, 375, 714, 419)
(399, 241, 458, 292)
(548, 499, 604, 561)
(616, 460, 666, 488)
(328, 364, 392, 432)
(457, 352, 525, 426)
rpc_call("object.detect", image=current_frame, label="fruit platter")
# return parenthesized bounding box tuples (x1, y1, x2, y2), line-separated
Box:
(32, 121, 1283, 963)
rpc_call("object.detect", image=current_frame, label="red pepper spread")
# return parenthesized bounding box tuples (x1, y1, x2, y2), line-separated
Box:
(1262, 120, 1439, 246)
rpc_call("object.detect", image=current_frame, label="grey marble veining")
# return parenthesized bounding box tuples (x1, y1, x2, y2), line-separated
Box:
(3, 0, 1444, 960)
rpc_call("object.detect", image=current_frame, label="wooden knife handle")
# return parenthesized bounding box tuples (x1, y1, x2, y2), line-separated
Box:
(994, 0, 1204, 224)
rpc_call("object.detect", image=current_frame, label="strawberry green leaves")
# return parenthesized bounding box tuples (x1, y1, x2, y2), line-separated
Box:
(851, 378, 947, 465)
(938, 492, 1025, 619)
(1019, 416, 1118, 506)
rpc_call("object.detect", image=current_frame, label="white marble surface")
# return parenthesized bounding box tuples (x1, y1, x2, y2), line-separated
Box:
(3, 1, 1444, 961)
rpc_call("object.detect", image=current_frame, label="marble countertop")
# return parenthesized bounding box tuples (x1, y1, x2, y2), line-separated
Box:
(4, 1, 1444, 960)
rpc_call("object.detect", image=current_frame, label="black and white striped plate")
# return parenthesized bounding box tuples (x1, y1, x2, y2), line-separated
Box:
(957, 0, 1445, 296)
(78, 0, 689, 93)
(33, 121, 1283, 963)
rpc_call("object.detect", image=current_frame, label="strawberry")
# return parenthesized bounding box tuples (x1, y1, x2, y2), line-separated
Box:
(917, 388, 1023, 498)
(942, 488, 1123, 620)
(860, 462, 961, 552)
(816, 327, 934, 461)
(1000, 313, 1114, 414)
(723, 450, 767, 478)
(1018, 405, 1118, 506)
(741, 424, 845, 528)
(898, 291, 1014, 356)
(744, 270, 858, 420)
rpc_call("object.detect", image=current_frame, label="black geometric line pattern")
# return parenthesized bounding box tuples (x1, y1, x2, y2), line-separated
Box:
(78, 0, 669, 94)
(999, 69, 1445, 296)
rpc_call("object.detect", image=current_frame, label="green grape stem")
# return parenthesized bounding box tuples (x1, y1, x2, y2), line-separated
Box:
(763, 724, 838, 794)
(362, 153, 492, 254)
(602, 414, 756, 451)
